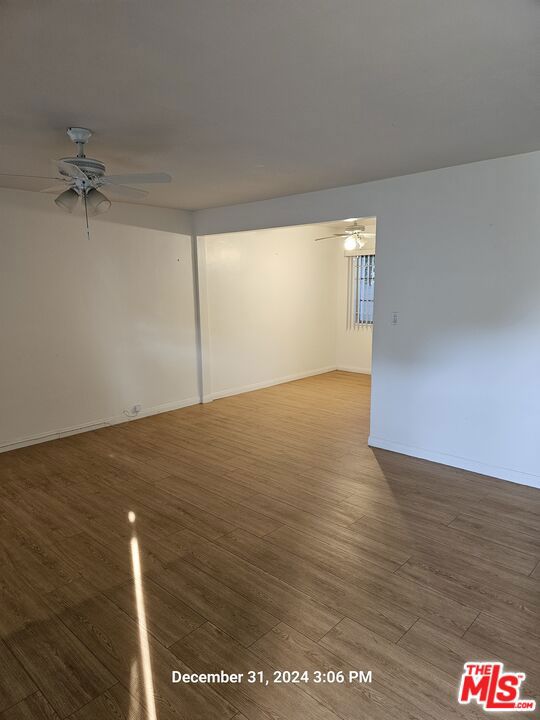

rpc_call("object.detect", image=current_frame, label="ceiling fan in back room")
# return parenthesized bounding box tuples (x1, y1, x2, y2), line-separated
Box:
(0, 127, 172, 239)
(313, 220, 376, 251)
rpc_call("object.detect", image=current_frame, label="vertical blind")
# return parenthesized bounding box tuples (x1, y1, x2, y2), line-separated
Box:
(347, 254, 375, 328)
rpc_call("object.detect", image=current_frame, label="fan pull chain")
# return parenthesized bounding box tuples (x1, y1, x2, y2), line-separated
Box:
(83, 190, 90, 241)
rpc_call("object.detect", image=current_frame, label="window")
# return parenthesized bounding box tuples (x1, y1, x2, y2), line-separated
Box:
(347, 254, 375, 327)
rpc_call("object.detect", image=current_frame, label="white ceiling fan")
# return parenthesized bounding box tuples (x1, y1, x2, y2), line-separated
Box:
(0, 127, 171, 238)
(313, 221, 376, 250)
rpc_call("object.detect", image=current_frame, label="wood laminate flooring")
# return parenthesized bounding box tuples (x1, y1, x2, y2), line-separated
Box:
(0, 371, 538, 719)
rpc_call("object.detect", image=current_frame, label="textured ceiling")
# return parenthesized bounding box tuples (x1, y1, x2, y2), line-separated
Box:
(1, 1, 539, 210)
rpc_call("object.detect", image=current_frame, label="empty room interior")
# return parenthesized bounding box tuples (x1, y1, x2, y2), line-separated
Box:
(0, 2, 539, 719)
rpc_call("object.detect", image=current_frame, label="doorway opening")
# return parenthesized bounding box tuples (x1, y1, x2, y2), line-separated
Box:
(198, 215, 377, 415)
(331, 217, 377, 377)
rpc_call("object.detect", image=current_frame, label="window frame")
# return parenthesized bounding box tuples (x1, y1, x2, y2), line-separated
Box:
(347, 253, 375, 328)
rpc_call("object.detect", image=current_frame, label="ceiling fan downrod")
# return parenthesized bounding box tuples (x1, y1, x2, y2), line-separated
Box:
(66, 127, 92, 158)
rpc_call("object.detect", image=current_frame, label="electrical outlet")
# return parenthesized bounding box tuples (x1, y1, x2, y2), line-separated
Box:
(132, 403, 142, 415)
(392, 312, 399, 325)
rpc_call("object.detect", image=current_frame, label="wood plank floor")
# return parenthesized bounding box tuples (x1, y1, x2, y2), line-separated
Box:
(0, 371, 538, 719)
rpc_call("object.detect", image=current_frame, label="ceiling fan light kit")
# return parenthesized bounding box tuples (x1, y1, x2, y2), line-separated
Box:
(344, 235, 362, 251)
(54, 187, 79, 213)
(86, 188, 111, 215)
(0, 127, 172, 239)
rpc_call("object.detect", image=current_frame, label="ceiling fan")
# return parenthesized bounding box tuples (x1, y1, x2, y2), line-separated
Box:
(0, 127, 171, 238)
(314, 221, 375, 250)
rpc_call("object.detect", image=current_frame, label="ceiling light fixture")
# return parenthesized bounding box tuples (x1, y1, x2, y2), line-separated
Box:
(86, 188, 111, 215)
(344, 236, 358, 251)
(54, 188, 79, 213)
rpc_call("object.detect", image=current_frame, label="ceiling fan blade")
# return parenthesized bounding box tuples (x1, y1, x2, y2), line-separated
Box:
(40, 183, 71, 194)
(57, 160, 89, 181)
(0, 173, 64, 192)
(101, 172, 171, 185)
(99, 184, 148, 200)
(313, 235, 344, 242)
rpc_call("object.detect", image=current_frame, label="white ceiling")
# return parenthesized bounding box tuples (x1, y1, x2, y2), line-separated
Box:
(1, 1, 539, 210)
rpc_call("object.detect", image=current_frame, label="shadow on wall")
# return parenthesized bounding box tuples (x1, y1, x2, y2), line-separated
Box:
(95, 201, 192, 235)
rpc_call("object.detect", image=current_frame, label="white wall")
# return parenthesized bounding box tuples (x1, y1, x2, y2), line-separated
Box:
(335, 235, 375, 374)
(202, 225, 337, 399)
(195, 151, 540, 489)
(0, 189, 199, 451)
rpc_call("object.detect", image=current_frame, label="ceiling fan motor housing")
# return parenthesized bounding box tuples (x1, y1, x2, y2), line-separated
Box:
(59, 157, 106, 179)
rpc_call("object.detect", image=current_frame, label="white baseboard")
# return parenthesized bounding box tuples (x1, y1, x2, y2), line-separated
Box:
(336, 365, 371, 375)
(205, 366, 337, 402)
(368, 435, 540, 490)
(0, 396, 200, 454)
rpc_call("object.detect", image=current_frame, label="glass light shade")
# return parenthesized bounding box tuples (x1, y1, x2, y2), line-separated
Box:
(54, 188, 79, 213)
(344, 236, 358, 251)
(86, 188, 111, 215)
